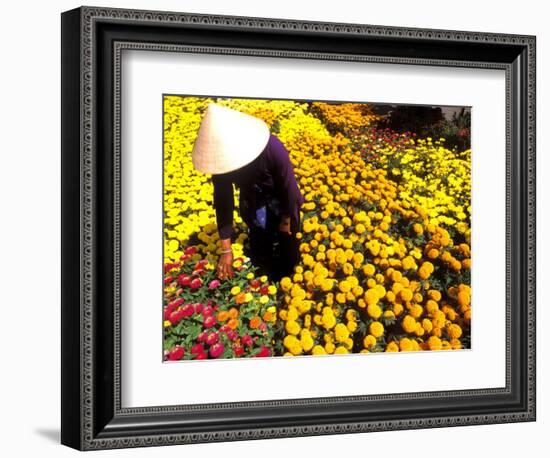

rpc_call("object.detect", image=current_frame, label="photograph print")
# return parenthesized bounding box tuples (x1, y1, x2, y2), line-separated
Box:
(162, 96, 472, 362)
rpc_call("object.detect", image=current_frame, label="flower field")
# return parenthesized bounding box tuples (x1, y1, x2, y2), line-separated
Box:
(163, 96, 471, 361)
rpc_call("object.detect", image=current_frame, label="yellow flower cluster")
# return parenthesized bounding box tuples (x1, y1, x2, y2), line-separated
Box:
(311, 102, 380, 133)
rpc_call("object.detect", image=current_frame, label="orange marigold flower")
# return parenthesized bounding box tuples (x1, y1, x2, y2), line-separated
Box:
(217, 310, 229, 322)
(227, 318, 239, 329)
(249, 316, 262, 329)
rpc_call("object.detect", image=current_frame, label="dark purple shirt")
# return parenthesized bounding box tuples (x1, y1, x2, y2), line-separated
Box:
(212, 133, 305, 239)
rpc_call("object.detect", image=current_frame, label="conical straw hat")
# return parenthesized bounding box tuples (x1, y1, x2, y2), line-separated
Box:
(191, 103, 270, 175)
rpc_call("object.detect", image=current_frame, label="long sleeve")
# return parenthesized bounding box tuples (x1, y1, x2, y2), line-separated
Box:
(268, 135, 304, 217)
(211, 174, 234, 239)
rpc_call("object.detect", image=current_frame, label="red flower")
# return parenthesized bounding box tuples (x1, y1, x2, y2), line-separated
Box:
(259, 286, 269, 295)
(167, 346, 184, 361)
(185, 246, 198, 255)
(233, 345, 244, 357)
(227, 330, 238, 341)
(197, 331, 208, 342)
(194, 352, 208, 360)
(191, 343, 204, 355)
(241, 335, 253, 347)
(202, 305, 214, 317)
(164, 276, 174, 285)
(249, 279, 261, 289)
(163, 262, 178, 274)
(256, 346, 271, 357)
(181, 304, 195, 317)
(205, 332, 219, 345)
(190, 278, 202, 289)
(209, 342, 225, 358)
(168, 298, 184, 309)
(208, 279, 221, 289)
(203, 316, 216, 329)
(194, 303, 203, 314)
(168, 309, 185, 325)
(177, 274, 191, 286)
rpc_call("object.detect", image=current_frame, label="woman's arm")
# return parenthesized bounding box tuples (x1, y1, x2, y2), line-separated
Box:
(212, 174, 235, 278)
(212, 174, 234, 240)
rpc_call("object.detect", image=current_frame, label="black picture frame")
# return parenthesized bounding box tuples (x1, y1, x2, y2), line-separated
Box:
(61, 5, 536, 451)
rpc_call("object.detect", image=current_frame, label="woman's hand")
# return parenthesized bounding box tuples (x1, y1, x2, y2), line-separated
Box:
(279, 215, 292, 235)
(217, 237, 234, 279)
(217, 252, 234, 279)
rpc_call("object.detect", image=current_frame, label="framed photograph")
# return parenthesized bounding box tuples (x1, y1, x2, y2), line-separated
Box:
(61, 5, 536, 451)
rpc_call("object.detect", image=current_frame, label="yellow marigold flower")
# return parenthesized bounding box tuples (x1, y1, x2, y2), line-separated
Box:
(363, 334, 377, 348)
(369, 321, 384, 338)
(246, 272, 254, 279)
(457, 290, 470, 307)
(364, 288, 379, 305)
(268, 285, 277, 295)
(426, 300, 439, 314)
(399, 338, 414, 352)
(287, 307, 299, 321)
(363, 264, 376, 276)
(230, 286, 241, 295)
(450, 338, 462, 350)
(259, 295, 269, 304)
(334, 346, 349, 354)
(312, 345, 327, 355)
(300, 334, 314, 351)
(367, 303, 382, 319)
(285, 320, 301, 335)
(280, 277, 292, 291)
(321, 312, 336, 330)
(427, 335, 443, 351)
(418, 266, 431, 280)
(422, 318, 433, 332)
(343, 263, 354, 275)
(335, 323, 350, 342)
(338, 280, 351, 293)
(401, 315, 417, 333)
(447, 323, 463, 339)
(386, 341, 399, 352)
(163, 320, 171, 328)
(393, 302, 404, 316)
(347, 320, 358, 332)
(325, 342, 336, 354)
(400, 288, 413, 302)
(421, 261, 434, 273)
(414, 323, 425, 337)
(427, 248, 439, 259)
(244, 292, 253, 303)
(402, 256, 416, 270)
(260, 275, 268, 282)
(284, 335, 299, 350)
(391, 270, 402, 282)
(410, 304, 424, 319)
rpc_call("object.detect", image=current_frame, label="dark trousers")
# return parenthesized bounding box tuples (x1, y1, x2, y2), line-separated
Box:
(247, 217, 301, 282)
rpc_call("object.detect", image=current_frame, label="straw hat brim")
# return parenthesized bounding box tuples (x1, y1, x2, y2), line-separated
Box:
(191, 103, 270, 175)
